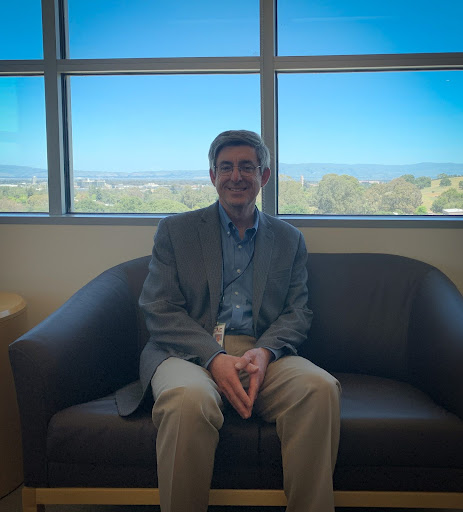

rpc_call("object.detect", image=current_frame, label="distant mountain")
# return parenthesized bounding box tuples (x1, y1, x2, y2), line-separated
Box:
(0, 165, 210, 181)
(0, 165, 49, 179)
(279, 162, 463, 182)
(2, 163, 463, 182)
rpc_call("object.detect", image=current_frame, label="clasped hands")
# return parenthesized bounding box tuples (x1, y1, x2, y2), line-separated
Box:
(208, 347, 272, 419)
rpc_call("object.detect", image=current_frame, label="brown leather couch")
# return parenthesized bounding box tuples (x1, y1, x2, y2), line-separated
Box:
(9, 253, 463, 511)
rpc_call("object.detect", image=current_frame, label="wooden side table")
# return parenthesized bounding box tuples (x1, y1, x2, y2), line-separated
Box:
(0, 292, 27, 498)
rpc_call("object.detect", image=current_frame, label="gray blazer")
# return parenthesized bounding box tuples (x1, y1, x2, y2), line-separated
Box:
(116, 202, 313, 416)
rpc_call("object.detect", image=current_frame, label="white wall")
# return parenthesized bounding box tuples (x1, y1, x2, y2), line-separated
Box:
(1, 223, 462, 331)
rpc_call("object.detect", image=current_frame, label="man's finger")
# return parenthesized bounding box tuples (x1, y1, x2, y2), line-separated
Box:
(237, 362, 259, 374)
(247, 375, 259, 406)
(234, 353, 252, 371)
(223, 384, 252, 419)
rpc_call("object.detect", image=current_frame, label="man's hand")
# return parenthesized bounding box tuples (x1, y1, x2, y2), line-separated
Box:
(234, 348, 273, 409)
(209, 353, 253, 419)
(209, 348, 273, 419)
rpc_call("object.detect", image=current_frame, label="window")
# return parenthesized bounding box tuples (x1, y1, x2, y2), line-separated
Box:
(0, 0, 43, 59)
(277, 71, 463, 215)
(68, 0, 259, 58)
(0, 77, 48, 213)
(277, 0, 463, 56)
(69, 74, 259, 213)
(0, 1, 47, 213)
(1, 0, 462, 222)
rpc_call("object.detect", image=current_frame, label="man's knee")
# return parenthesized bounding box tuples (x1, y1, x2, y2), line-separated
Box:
(152, 385, 223, 431)
(275, 361, 341, 414)
(302, 371, 340, 405)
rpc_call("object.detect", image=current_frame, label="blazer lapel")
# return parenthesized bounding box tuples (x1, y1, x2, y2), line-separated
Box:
(198, 203, 223, 328)
(252, 212, 274, 331)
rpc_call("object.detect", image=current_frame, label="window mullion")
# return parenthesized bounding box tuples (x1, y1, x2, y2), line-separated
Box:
(41, 0, 66, 215)
(260, 0, 277, 216)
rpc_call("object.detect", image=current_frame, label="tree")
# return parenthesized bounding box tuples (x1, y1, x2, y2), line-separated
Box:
(364, 178, 422, 214)
(145, 198, 191, 213)
(180, 186, 199, 209)
(415, 205, 428, 215)
(440, 177, 452, 187)
(115, 196, 146, 213)
(314, 174, 365, 214)
(363, 183, 387, 214)
(74, 197, 108, 213)
(431, 188, 463, 213)
(278, 176, 314, 214)
(181, 185, 217, 210)
(27, 194, 49, 212)
(379, 178, 422, 214)
(415, 176, 432, 189)
(0, 197, 25, 212)
(399, 174, 415, 184)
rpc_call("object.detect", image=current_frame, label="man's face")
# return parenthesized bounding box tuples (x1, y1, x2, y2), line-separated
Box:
(209, 145, 270, 216)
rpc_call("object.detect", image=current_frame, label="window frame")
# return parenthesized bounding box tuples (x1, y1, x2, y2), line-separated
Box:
(1, 0, 463, 227)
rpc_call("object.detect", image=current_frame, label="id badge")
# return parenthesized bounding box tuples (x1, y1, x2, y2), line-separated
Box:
(213, 323, 226, 347)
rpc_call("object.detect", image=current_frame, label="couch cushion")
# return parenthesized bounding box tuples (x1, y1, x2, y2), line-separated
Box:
(46, 373, 463, 489)
(336, 373, 463, 491)
(47, 395, 262, 488)
(337, 373, 463, 466)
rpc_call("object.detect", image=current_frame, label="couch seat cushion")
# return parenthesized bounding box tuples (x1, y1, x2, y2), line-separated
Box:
(259, 373, 463, 471)
(46, 395, 261, 488)
(46, 373, 463, 489)
(336, 373, 463, 467)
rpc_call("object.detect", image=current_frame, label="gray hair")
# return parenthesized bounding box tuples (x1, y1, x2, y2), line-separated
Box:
(208, 130, 271, 175)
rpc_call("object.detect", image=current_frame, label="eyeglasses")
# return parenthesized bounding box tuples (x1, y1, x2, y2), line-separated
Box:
(215, 164, 261, 176)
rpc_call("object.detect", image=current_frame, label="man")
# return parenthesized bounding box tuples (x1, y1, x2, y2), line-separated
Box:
(132, 130, 340, 512)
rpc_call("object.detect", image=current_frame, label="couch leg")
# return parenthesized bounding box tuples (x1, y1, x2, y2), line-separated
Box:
(22, 487, 44, 512)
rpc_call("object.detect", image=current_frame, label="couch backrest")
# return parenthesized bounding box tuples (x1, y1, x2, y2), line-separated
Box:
(300, 253, 436, 380)
(109, 255, 152, 360)
(124, 253, 438, 381)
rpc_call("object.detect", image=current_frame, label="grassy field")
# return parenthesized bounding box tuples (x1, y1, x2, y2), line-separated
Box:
(420, 176, 463, 211)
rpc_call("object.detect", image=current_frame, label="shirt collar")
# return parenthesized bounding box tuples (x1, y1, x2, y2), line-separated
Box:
(218, 202, 259, 240)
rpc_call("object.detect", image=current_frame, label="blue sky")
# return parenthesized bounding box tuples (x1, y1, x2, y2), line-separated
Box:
(1, 0, 462, 172)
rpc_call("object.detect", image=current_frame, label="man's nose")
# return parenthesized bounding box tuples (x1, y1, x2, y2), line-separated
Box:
(230, 166, 243, 181)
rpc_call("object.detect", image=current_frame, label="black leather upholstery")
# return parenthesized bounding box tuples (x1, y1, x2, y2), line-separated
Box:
(9, 253, 463, 492)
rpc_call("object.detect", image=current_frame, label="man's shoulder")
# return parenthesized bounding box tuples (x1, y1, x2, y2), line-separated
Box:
(259, 211, 302, 238)
(161, 202, 218, 228)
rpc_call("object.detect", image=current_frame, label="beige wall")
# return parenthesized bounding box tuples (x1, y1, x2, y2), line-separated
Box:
(1, 223, 462, 331)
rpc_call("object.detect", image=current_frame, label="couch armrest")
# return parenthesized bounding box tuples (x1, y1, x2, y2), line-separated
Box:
(409, 268, 463, 419)
(9, 266, 140, 485)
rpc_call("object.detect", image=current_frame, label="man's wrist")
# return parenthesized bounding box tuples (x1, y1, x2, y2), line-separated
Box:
(205, 350, 226, 370)
(262, 346, 284, 362)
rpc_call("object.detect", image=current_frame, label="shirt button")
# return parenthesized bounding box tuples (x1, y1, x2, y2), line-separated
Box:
(238, 245, 242, 249)
(234, 291, 239, 295)
(237, 269, 241, 273)
(236, 305, 240, 309)
(231, 327, 235, 331)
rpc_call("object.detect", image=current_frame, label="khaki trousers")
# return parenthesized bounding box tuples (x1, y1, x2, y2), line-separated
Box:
(151, 335, 341, 512)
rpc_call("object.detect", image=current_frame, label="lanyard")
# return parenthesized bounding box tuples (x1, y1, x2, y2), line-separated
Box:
(222, 247, 255, 292)
(219, 247, 255, 312)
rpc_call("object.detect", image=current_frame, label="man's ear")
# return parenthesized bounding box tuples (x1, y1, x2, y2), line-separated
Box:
(209, 168, 216, 186)
(261, 167, 271, 187)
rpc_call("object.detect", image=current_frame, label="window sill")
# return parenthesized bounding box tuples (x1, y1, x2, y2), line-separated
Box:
(1, 212, 462, 228)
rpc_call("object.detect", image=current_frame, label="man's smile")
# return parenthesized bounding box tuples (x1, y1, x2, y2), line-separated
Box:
(226, 185, 247, 191)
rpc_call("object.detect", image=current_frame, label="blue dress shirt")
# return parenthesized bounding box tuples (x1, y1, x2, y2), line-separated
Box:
(217, 203, 257, 336)
(204, 204, 283, 368)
